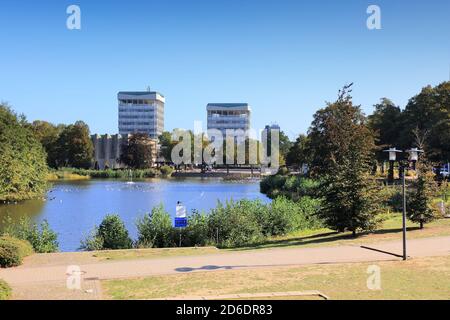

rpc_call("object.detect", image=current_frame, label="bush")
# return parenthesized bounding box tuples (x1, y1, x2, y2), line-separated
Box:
(159, 165, 174, 176)
(182, 210, 210, 247)
(0, 240, 21, 267)
(208, 199, 265, 248)
(260, 174, 319, 200)
(3, 217, 58, 253)
(136, 204, 174, 248)
(79, 229, 104, 251)
(258, 197, 322, 237)
(84, 214, 132, 250)
(0, 236, 33, 268)
(0, 279, 11, 300)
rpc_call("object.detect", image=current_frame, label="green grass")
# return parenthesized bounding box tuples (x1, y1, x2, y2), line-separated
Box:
(102, 255, 450, 300)
(232, 216, 450, 251)
(0, 279, 11, 300)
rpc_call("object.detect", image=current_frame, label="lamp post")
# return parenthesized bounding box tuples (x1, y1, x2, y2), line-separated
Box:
(383, 148, 402, 184)
(383, 147, 423, 261)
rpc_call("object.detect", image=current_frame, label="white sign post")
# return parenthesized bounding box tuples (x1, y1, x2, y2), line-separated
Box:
(175, 203, 187, 247)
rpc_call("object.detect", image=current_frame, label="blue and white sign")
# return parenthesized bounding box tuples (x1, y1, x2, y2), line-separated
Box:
(174, 217, 187, 228)
(175, 203, 187, 228)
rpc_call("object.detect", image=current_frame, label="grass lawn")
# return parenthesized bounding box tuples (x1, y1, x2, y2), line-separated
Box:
(102, 254, 450, 300)
(233, 215, 450, 251)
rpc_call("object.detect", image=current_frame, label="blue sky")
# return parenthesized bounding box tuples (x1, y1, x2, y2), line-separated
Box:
(0, 0, 449, 139)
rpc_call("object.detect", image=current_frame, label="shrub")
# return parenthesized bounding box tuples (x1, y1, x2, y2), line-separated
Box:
(0, 236, 34, 257)
(99, 214, 132, 250)
(260, 174, 320, 200)
(379, 186, 403, 212)
(0, 279, 11, 300)
(182, 210, 210, 247)
(159, 165, 174, 176)
(208, 199, 264, 248)
(3, 217, 58, 253)
(80, 214, 132, 251)
(276, 166, 290, 176)
(136, 204, 174, 248)
(296, 196, 323, 229)
(79, 230, 104, 251)
(0, 240, 21, 267)
(0, 236, 33, 268)
(258, 197, 322, 237)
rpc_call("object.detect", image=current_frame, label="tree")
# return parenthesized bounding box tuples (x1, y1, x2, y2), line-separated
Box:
(286, 134, 310, 169)
(56, 121, 93, 168)
(262, 128, 291, 166)
(0, 104, 48, 201)
(368, 98, 402, 165)
(29, 120, 65, 168)
(91, 214, 132, 250)
(120, 133, 154, 169)
(399, 82, 450, 163)
(158, 131, 174, 162)
(310, 85, 381, 235)
(408, 159, 436, 229)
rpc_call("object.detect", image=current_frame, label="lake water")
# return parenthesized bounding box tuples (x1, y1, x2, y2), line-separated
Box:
(0, 178, 269, 252)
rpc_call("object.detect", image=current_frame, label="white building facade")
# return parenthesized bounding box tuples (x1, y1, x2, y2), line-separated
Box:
(118, 91, 165, 139)
(206, 103, 251, 139)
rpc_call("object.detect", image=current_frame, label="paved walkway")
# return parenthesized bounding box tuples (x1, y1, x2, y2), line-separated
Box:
(1, 236, 450, 299)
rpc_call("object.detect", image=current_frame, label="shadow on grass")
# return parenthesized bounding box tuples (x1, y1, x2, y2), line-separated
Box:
(232, 226, 422, 251)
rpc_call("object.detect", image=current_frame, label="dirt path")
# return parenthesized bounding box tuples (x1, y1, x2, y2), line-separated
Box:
(1, 236, 450, 300)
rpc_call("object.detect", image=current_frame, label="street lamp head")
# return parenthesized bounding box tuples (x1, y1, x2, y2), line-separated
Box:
(405, 148, 424, 161)
(383, 147, 402, 161)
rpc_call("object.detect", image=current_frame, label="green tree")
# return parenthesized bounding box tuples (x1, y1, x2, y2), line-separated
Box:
(96, 214, 132, 250)
(368, 98, 402, 165)
(56, 121, 93, 168)
(0, 104, 48, 201)
(262, 127, 291, 166)
(399, 82, 450, 162)
(120, 133, 154, 169)
(29, 120, 65, 168)
(158, 131, 175, 162)
(286, 134, 310, 169)
(309, 85, 381, 235)
(408, 161, 436, 229)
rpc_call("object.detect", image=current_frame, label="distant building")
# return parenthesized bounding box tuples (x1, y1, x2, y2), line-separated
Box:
(118, 91, 165, 139)
(264, 124, 280, 133)
(91, 134, 128, 170)
(206, 103, 251, 140)
(91, 134, 157, 169)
